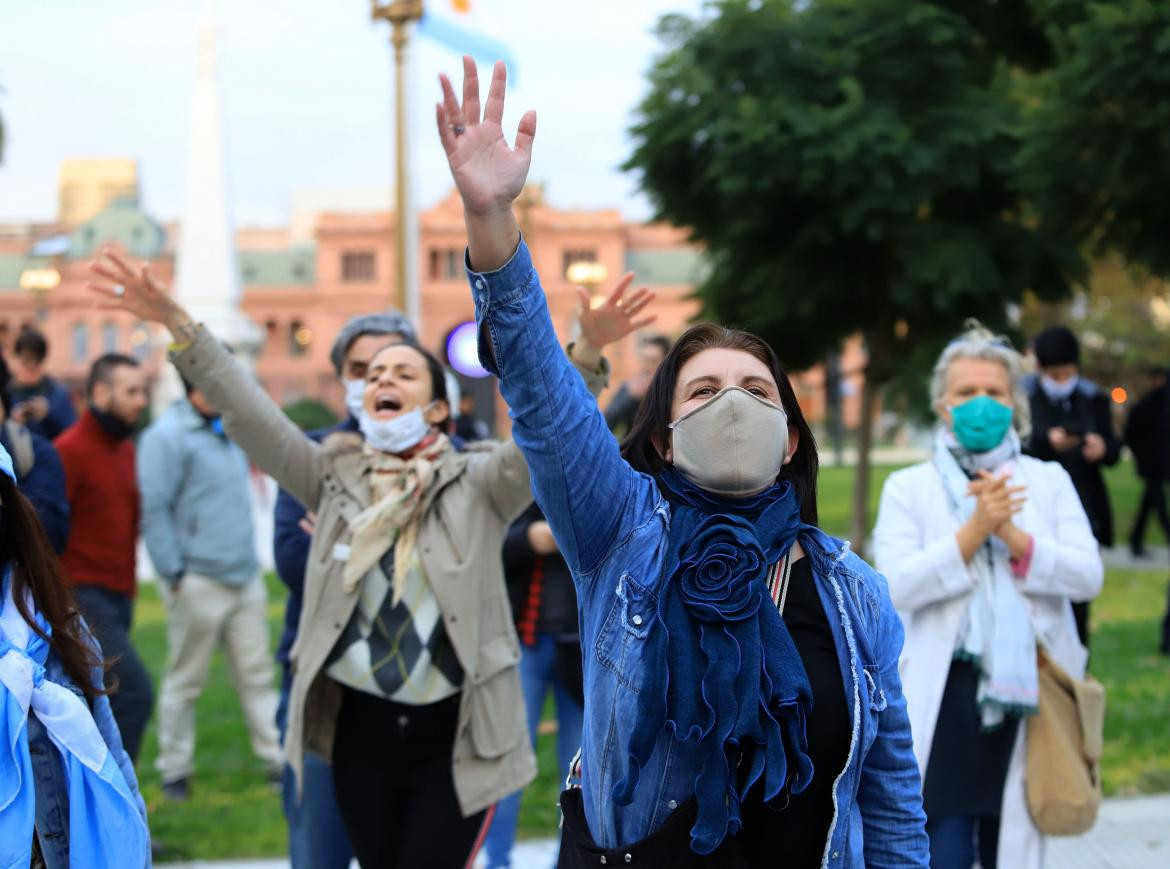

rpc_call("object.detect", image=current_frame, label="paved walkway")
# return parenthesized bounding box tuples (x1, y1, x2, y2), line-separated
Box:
(170, 793, 1170, 868)
(1102, 544, 1169, 571)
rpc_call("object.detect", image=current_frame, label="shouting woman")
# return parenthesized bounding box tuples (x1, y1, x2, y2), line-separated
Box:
(86, 251, 650, 868)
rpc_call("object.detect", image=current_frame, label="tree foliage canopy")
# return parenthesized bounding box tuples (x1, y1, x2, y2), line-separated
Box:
(625, 0, 1082, 383)
(1021, 0, 1170, 275)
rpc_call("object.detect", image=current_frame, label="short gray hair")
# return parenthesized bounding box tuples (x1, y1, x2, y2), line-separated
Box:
(930, 320, 1031, 438)
(329, 311, 417, 376)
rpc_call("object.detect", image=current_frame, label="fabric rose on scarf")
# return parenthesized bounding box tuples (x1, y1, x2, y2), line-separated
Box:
(676, 514, 766, 623)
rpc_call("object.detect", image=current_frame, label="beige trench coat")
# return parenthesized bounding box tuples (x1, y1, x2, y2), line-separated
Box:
(172, 328, 608, 815)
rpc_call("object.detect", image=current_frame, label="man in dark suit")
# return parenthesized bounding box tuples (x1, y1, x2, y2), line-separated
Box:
(1023, 326, 1121, 647)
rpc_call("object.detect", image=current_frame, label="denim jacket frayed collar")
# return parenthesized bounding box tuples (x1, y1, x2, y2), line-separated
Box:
(468, 240, 928, 867)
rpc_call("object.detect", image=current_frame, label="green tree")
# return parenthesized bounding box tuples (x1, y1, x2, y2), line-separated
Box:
(282, 398, 339, 432)
(1022, 0, 1170, 275)
(625, 0, 1080, 547)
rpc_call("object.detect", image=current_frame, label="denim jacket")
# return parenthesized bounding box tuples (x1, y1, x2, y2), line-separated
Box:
(469, 241, 928, 867)
(28, 643, 150, 867)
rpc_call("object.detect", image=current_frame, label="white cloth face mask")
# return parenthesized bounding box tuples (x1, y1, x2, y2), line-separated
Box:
(669, 386, 789, 498)
(343, 379, 366, 420)
(359, 403, 434, 454)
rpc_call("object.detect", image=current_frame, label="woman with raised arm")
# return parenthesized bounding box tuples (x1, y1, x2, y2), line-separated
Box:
(435, 58, 929, 867)
(85, 250, 649, 869)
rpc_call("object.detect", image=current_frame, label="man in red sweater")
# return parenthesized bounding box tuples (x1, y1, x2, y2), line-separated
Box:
(55, 352, 153, 761)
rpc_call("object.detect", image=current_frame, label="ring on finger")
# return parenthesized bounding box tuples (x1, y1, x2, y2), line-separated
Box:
(452, 123, 466, 136)
(113, 284, 126, 298)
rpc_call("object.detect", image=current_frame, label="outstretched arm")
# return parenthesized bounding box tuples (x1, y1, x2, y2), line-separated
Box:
(86, 249, 322, 508)
(437, 58, 661, 577)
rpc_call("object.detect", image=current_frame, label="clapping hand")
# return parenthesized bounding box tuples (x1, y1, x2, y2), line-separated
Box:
(967, 471, 1027, 537)
(577, 273, 657, 352)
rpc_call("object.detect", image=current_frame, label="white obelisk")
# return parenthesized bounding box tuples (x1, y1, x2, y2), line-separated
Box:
(171, 2, 259, 355)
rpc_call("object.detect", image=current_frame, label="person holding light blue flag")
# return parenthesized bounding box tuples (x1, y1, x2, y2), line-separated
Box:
(0, 441, 150, 868)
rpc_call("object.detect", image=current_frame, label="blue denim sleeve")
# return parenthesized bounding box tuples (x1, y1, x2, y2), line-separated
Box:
(22, 434, 71, 554)
(468, 240, 657, 577)
(856, 579, 930, 867)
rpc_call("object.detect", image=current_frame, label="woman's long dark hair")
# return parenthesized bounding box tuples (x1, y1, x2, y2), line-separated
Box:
(0, 474, 106, 702)
(621, 323, 819, 525)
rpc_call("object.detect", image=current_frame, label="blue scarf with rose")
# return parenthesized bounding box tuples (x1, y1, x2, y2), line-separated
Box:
(611, 467, 814, 855)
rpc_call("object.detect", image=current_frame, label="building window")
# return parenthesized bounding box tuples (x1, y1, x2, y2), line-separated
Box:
(428, 248, 461, 280)
(289, 320, 311, 356)
(341, 251, 375, 281)
(562, 248, 599, 275)
(101, 322, 119, 353)
(72, 322, 89, 363)
(130, 322, 150, 360)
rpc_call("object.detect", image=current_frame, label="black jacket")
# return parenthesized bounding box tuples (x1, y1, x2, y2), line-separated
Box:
(1123, 384, 1170, 483)
(503, 502, 579, 642)
(1023, 375, 1121, 546)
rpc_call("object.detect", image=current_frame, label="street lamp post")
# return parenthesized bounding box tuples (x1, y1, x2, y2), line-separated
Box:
(370, 0, 425, 314)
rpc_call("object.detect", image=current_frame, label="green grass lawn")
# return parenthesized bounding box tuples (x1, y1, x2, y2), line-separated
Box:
(132, 460, 1170, 860)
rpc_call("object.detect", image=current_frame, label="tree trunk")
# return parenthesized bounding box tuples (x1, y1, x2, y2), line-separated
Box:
(850, 373, 881, 555)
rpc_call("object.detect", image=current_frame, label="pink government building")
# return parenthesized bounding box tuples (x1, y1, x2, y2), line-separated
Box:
(0, 188, 864, 434)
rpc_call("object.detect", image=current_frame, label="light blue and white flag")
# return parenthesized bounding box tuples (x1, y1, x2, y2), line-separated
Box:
(0, 573, 150, 868)
(418, 9, 517, 85)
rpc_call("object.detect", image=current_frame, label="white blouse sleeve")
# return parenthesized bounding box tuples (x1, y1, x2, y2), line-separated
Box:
(873, 469, 976, 614)
(1019, 463, 1103, 603)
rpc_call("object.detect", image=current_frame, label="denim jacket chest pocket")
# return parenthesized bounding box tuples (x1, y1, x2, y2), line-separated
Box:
(595, 573, 658, 696)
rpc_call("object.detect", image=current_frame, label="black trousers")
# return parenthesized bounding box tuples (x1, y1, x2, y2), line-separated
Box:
(1130, 479, 1170, 552)
(332, 686, 491, 869)
(557, 788, 751, 868)
(72, 585, 155, 762)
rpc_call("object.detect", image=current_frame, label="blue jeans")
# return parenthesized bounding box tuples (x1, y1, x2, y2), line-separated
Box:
(483, 633, 584, 868)
(277, 671, 353, 869)
(926, 813, 1000, 869)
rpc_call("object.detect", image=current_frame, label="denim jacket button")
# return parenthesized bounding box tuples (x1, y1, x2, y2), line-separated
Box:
(599, 857, 606, 865)
(667, 799, 677, 810)
(631, 614, 643, 626)
(832, 851, 839, 859)
(624, 854, 632, 863)
(475, 279, 485, 289)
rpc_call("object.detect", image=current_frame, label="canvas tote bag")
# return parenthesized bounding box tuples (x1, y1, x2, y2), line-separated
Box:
(1025, 649, 1105, 835)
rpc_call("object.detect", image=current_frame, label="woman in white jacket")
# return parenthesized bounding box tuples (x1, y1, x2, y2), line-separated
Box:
(873, 322, 1102, 869)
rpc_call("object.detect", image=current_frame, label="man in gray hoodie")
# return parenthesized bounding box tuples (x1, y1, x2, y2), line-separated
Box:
(138, 367, 282, 801)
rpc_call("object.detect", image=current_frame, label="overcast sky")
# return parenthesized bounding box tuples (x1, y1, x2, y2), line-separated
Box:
(0, 0, 708, 228)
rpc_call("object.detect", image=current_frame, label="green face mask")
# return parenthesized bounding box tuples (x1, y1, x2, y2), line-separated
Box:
(950, 395, 1014, 452)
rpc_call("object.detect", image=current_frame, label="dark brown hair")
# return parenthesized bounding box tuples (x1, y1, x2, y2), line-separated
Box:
(0, 473, 106, 702)
(621, 323, 819, 525)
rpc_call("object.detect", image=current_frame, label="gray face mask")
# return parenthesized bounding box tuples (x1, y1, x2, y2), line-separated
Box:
(668, 386, 790, 498)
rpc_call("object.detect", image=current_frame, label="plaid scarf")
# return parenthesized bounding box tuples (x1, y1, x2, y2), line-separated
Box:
(343, 433, 452, 602)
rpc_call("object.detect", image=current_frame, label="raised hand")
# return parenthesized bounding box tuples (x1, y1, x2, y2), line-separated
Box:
(577, 272, 658, 351)
(437, 57, 534, 271)
(86, 247, 191, 333)
(437, 57, 535, 219)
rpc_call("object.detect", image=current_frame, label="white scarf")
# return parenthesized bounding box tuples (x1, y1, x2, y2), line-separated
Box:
(933, 427, 1038, 728)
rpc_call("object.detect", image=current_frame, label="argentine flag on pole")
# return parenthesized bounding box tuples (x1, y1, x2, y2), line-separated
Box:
(419, 0, 518, 85)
